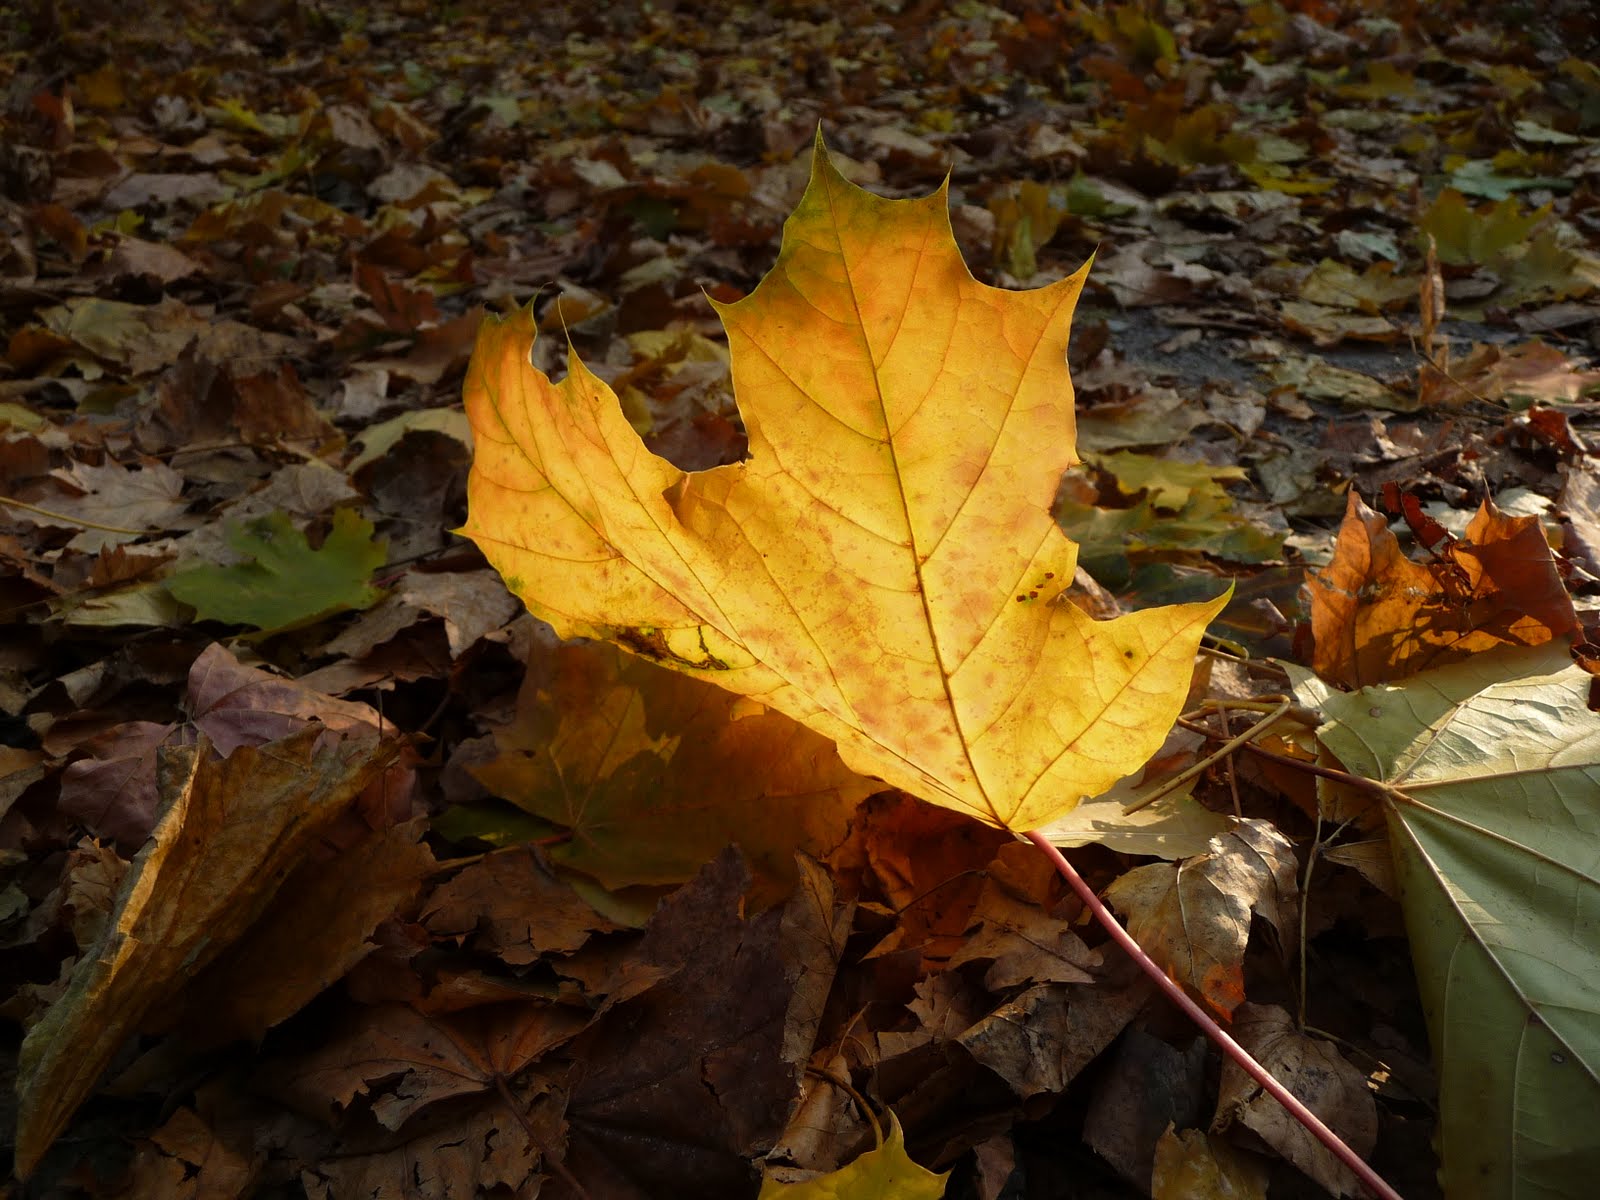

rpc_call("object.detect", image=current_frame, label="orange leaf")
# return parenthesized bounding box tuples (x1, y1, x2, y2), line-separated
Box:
(1308, 490, 1576, 688)
(461, 137, 1225, 832)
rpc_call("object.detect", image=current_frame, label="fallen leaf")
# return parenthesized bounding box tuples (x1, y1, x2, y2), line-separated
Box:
(30, 459, 187, 550)
(758, 1112, 947, 1199)
(553, 849, 835, 1197)
(276, 1000, 588, 1132)
(323, 567, 519, 660)
(470, 640, 875, 898)
(1214, 1003, 1377, 1197)
(1032, 778, 1232, 860)
(167, 508, 387, 632)
(166, 822, 435, 1045)
(1308, 491, 1576, 688)
(1150, 1124, 1268, 1200)
(14, 727, 400, 1177)
(421, 845, 622, 966)
(1102, 819, 1298, 1018)
(126, 1106, 258, 1200)
(1083, 1031, 1210, 1190)
(461, 137, 1225, 832)
(1316, 645, 1600, 1198)
(300, 1101, 554, 1200)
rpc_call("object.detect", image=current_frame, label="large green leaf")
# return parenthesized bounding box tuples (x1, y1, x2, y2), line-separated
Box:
(1317, 645, 1600, 1200)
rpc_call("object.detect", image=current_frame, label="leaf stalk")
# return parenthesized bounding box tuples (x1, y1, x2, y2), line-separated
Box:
(1024, 830, 1404, 1200)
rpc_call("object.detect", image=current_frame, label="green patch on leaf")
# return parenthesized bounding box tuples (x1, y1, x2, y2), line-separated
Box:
(166, 508, 386, 632)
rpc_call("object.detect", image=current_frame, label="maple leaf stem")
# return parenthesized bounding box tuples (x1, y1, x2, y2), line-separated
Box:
(1023, 831, 1405, 1200)
(491, 1073, 592, 1200)
(0, 494, 151, 535)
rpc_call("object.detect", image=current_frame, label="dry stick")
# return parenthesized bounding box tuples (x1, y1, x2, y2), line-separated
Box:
(1122, 696, 1293, 815)
(1023, 831, 1405, 1200)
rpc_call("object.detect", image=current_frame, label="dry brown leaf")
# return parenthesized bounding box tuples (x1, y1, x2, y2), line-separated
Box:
(1214, 1003, 1378, 1197)
(421, 845, 622, 966)
(1101, 819, 1298, 1019)
(13, 728, 400, 1177)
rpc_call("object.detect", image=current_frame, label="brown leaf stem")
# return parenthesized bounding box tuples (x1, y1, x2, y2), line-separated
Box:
(0, 494, 152, 534)
(1123, 696, 1294, 814)
(1024, 830, 1404, 1200)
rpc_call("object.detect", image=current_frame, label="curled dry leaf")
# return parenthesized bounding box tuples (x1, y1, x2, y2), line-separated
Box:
(461, 137, 1225, 832)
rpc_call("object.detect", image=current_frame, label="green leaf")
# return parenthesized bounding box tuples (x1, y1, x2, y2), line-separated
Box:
(1317, 645, 1600, 1200)
(758, 1113, 946, 1199)
(167, 509, 386, 632)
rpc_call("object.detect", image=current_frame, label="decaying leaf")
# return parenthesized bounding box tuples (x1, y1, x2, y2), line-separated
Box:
(1101, 819, 1298, 1018)
(14, 727, 401, 1177)
(1214, 1003, 1377, 1198)
(555, 849, 841, 1196)
(421, 844, 622, 965)
(461, 137, 1225, 832)
(1317, 645, 1600, 1198)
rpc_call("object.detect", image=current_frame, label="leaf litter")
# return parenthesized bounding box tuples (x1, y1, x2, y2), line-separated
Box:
(3, 2, 1600, 1198)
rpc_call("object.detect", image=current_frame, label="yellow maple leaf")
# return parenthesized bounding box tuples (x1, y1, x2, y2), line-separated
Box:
(462, 137, 1225, 831)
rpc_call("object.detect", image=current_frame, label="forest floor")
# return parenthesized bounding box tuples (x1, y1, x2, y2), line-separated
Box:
(2, 2, 1600, 1198)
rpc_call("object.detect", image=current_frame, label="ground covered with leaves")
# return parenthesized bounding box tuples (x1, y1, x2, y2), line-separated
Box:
(3, 1, 1600, 1197)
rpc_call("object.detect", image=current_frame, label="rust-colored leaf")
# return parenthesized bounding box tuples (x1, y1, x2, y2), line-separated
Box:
(1308, 490, 1576, 688)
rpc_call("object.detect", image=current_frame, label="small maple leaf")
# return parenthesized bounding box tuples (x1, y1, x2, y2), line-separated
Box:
(167, 507, 386, 631)
(461, 137, 1225, 831)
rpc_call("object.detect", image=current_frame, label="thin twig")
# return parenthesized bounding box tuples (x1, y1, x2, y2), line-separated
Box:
(1024, 831, 1405, 1200)
(1240, 741, 1395, 797)
(1123, 696, 1292, 814)
(1299, 800, 1323, 1030)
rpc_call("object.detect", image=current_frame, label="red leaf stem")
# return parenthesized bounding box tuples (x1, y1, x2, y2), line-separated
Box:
(1025, 830, 1404, 1200)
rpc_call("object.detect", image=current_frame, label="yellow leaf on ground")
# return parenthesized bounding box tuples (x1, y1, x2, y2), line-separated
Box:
(462, 137, 1225, 831)
(758, 1113, 947, 1199)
